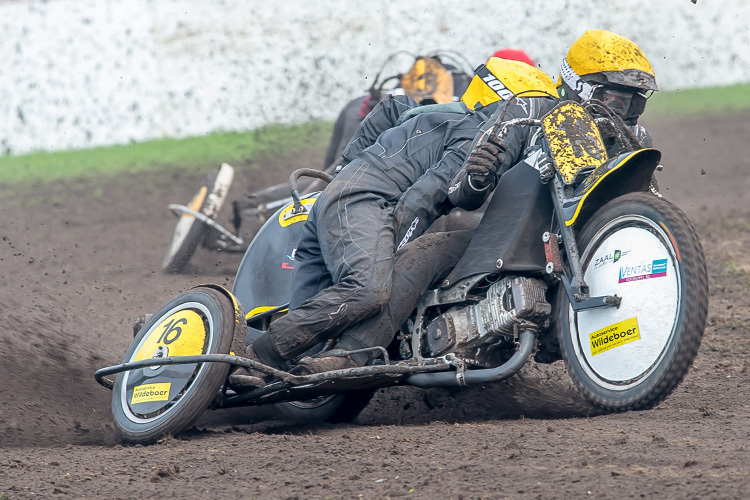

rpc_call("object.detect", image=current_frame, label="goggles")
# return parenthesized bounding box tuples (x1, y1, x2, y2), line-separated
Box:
(560, 59, 654, 121)
(590, 85, 653, 120)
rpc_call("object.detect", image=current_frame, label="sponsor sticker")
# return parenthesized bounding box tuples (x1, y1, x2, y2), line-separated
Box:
(589, 317, 640, 356)
(593, 248, 630, 269)
(131, 382, 172, 404)
(618, 258, 667, 283)
(475, 64, 514, 101)
(282, 246, 297, 270)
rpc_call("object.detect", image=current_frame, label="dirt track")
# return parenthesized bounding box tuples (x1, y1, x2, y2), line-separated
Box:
(0, 113, 749, 499)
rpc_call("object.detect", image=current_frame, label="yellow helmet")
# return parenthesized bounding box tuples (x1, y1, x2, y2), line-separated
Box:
(460, 57, 557, 110)
(399, 56, 455, 105)
(557, 30, 658, 123)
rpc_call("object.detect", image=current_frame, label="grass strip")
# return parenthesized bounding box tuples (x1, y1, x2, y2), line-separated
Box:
(642, 82, 750, 120)
(0, 122, 332, 187)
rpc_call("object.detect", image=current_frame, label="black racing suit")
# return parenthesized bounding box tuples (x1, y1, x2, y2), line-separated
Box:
(323, 59, 472, 170)
(251, 95, 506, 366)
(335, 229, 475, 365)
(333, 96, 561, 362)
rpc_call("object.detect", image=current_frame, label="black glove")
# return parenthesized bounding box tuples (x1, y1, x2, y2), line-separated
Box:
(465, 133, 508, 188)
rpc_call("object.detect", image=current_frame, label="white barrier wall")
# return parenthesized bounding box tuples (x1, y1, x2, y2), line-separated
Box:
(0, 0, 748, 155)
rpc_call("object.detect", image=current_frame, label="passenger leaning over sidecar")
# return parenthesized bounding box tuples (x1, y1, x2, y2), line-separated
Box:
(241, 58, 560, 380)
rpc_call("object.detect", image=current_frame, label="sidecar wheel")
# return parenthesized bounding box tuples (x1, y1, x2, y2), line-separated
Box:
(162, 163, 234, 274)
(558, 192, 708, 412)
(273, 390, 376, 423)
(112, 286, 242, 444)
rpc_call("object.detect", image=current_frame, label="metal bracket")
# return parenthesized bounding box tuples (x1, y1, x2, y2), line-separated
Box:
(543, 231, 562, 274)
(561, 274, 621, 311)
(549, 177, 588, 297)
(440, 354, 468, 386)
(168, 204, 244, 246)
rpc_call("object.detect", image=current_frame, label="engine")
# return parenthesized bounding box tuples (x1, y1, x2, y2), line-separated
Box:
(425, 276, 551, 362)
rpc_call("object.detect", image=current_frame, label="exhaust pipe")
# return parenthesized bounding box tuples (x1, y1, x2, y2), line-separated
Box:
(406, 330, 536, 388)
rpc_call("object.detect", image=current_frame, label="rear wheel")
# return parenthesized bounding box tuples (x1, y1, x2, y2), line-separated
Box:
(162, 163, 234, 274)
(247, 337, 374, 423)
(112, 286, 243, 444)
(273, 390, 375, 423)
(558, 192, 708, 411)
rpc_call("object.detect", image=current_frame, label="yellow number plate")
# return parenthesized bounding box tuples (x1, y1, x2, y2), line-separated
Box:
(542, 101, 608, 184)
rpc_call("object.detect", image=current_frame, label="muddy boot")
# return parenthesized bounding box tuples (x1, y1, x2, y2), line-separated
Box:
(226, 372, 265, 391)
(295, 351, 359, 375)
(227, 344, 281, 391)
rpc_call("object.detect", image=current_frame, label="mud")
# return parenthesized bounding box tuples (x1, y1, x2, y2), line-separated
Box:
(0, 113, 749, 499)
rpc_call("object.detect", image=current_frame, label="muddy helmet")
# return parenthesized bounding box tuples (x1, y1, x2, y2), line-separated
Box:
(399, 56, 455, 105)
(460, 57, 557, 110)
(557, 30, 658, 124)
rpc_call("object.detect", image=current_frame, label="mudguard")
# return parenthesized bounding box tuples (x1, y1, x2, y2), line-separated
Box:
(562, 148, 661, 226)
(232, 192, 320, 321)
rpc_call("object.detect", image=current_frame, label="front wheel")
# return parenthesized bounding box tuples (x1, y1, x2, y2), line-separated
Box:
(112, 286, 244, 444)
(558, 192, 708, 412)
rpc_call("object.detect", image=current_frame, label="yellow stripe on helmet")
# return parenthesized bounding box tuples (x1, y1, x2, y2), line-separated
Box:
(461, 57, 557, 109)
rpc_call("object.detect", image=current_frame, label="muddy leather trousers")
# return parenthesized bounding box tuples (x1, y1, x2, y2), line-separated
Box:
(251, 163, 401, 366)
(334, 229, 473, 365)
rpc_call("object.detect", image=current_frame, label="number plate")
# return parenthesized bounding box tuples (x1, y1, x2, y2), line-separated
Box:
(134, 309, 208, 361)
(542, 101, 608, 185)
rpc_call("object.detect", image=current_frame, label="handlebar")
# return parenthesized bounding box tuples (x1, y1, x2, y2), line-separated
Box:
(289, 168, 334, 214)
(496, 117, 542, 141)
(472, 115, 542, 153)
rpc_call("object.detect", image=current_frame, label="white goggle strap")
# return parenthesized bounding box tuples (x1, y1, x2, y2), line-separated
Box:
(560, 58, 594, 101)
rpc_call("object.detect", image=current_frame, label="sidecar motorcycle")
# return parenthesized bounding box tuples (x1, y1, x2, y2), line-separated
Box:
(96, 101, 708, 444)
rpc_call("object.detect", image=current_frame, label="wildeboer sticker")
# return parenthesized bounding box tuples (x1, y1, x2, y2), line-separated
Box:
(131, 383, 172, 404)
(589, 317, 640, 356)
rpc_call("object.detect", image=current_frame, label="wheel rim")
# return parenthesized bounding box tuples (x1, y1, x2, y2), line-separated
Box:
(120, 302, 214, 423)
(162, 186, 208, 268)
(569, 215, 681, 390)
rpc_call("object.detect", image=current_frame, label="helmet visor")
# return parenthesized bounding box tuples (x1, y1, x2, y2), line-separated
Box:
(591, 86, 652, 121)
